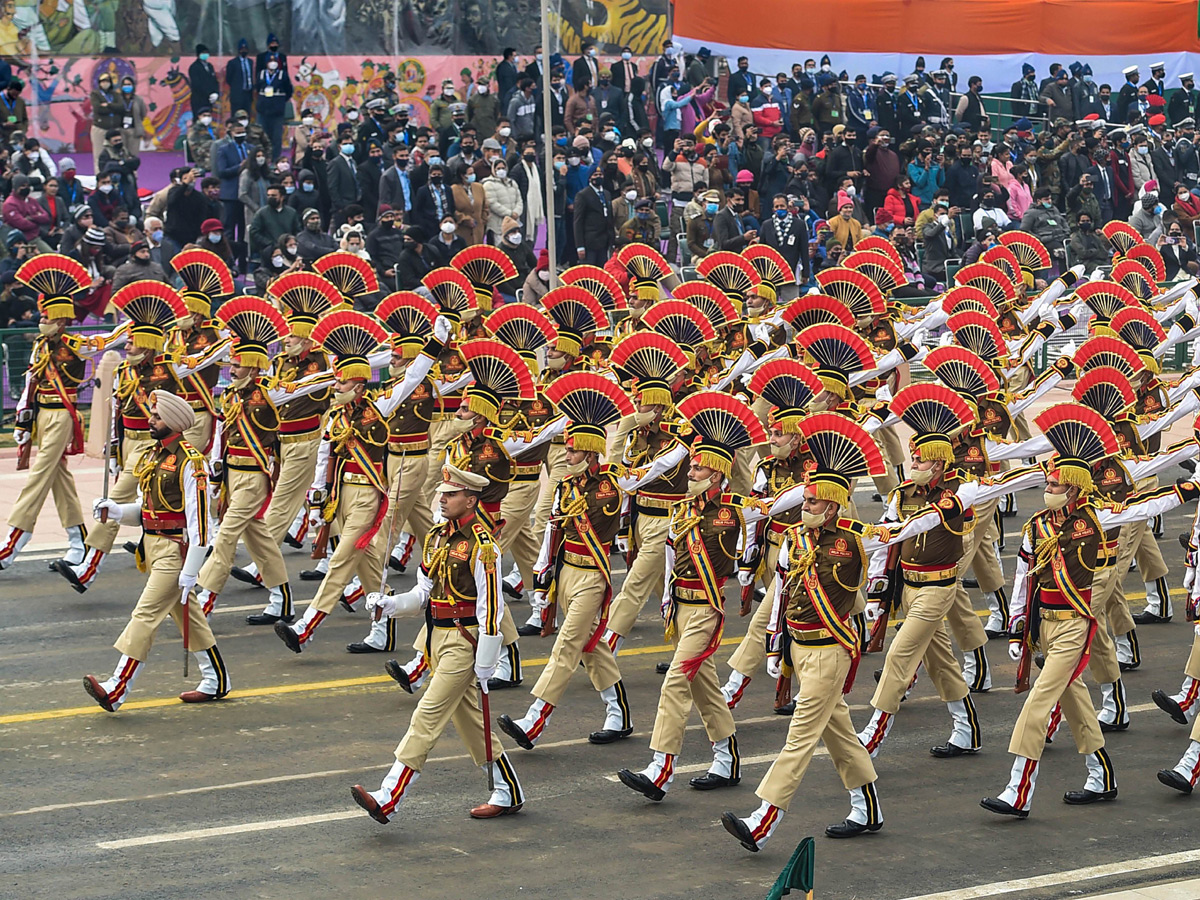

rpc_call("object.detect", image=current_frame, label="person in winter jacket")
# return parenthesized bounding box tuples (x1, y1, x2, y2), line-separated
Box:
(1130, 138, 1156, 194)
(1068, 213, 1110, 273)
(882, 174, 921, 226)
(1005, 164, 1034, 220)
(730, 92, 754, 142)
(497, 215, 536, 298)
(1019, 186, 1070, 249)
(906, 145, 943, 205)
(1173, 182, 1200, 230)
(1129, 191, 1165, 242)
(2, 174, 50, 248)
(481, 158, 523, 241)
(863, 127, 900, 213)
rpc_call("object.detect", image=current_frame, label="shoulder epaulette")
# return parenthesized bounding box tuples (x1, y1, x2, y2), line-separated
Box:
(471, 520, 496, 544)
(720, 492, 747, 506)
(598, 463, 622, 476)
(836, 517, 867, 535)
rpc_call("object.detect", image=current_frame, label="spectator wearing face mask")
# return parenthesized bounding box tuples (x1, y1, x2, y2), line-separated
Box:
(1019, 186, 1070, 251)
(573, 166, 613, 264)
(255, 49, 293, 158)
(326, 132, 363, 224)
(188, 107, 219, 173)
(142, 215, 173, 272)
(2, 174, 51, 250)
(413, 161, 456, 241)
(289, 167, 320, 219)
(906, 143, 944, 205)
(97, 130, 141, 215)
(468, 79, 500, 141)
(1065, 172, 1102, 230)
(86, 172, 120, 227)
(118, 77, 147, 156)
(862, 126, 900, 215)
(358, 142, 385, 225)
(226, 39, 256, 116)
(293, 207, 335, 263)
(89, 72, 126, 172)
(481, 158, 522, 243)
(1040, 70, 1075, 122)
(451, 162, 488, 246)
(920, 197, 960, 284)
(497, 216, 535, 298)
(972, 186, 1011, 231)
(188, 44, 220, 117)
(249, 182, 301, 257)
(425, 213, 466, 267)
(521, 248, 552, 304)
(883, 173, 921, 228)
(199, 217, 235, 271)
(1069, 213, 1109, 272)
(102, 206, 142, 261)
(254, 234, 301, 294)
(1130, 189, 1165, 242)
(395, 225, 432, 290)
(1160, 222, 1198, 279)
(618, 197, 659, 247)
(1130, 136, 1155, 193)
(1174, 181, 1200, 230)
(1005, 163, 1034, 220)
(112, 240, 167, 292)
(239, 151, 271, 229)
(365, 209, 404, 284)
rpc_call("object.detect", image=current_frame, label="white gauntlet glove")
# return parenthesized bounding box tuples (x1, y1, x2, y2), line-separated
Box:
(737, 569, 755, 587)
(766, 655, 782, 680)
(864, 601, 883, 622)
(365, 588, 423, 619)
(474, 631, 504, 684)
(1008, 641, 1023, 662)
(14, 428, 29, 445)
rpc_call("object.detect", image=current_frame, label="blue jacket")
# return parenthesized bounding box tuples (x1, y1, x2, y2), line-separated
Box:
(847, 87, 877, 129)
(255, 69, 293, 117)
(215, 139, 249, 200)
(660, 90, 694, 131)
(907, 161, 944, 205)
(565, 162, 593, 205)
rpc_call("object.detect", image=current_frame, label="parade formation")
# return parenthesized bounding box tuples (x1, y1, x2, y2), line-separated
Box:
(13, 233, 1200, 861)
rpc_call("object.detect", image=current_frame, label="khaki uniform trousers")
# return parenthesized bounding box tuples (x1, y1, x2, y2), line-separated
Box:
(255, 436, 321, 542)
(871, 427, 902, 496)
(114, 534, 217, 659)
(197, 466, 288, 593)
(532, 563, 622, 704)
(1009, 616, 1104, 760)
(533, 442, 568, 537)
(86, 434, 155, 553)
(7, 407, 84, 533)
(1086, 562, 1124, 684)
(757, 641, 877, 810)
(183, 411, 214, 455)
(945, 509, 993, 654)
(608, 511, 672, 637)
(500, 477, 542, 592)
(728, 539, 782, 676)
(1101, 520, 1145, 637)
(395, 623, 505, 771)
(963, 497, 1005, 592)
(1186, 631, 1200, 681)
(310, 482, 386, 614)
(1133, 522, 1169, 581)
(650, 602, 736, 756)
(872, 582, 970, 714)
(374, 451, 433, 556)
(419, 416, 458, 523)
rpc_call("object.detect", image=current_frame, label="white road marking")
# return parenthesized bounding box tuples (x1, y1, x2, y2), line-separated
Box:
(894, 849, 1200, 900)
(96, 810, 363, 849)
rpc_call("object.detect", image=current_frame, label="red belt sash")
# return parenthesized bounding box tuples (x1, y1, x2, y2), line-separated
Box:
(280, 414, 322, 435)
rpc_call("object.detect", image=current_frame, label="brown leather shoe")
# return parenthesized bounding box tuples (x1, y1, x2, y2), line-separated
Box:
(179, 690, 223, 703)
(351, 785, 391, 824)
(83, 675, 115, 712)
(469, 801, 523, 819)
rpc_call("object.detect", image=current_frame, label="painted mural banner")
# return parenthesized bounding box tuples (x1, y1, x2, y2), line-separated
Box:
(22, 51, 657, 155)
(2, 0, 667, 59)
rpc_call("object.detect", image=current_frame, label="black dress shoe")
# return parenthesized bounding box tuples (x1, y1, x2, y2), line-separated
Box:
(502, 582, 524, 600)
(384, 659, 413, 693)
(284, 533, 303, 549)
(721, 811, 760, 851)
(229, 566, 262, 586)
(985, 628, 1006, 640)
(274, 620, 302, 653)
(870, 492, 882, 503)
(775, 701, 796, 715)
(1158, 769, 1194, 794)
(1099, 719, 1130, 733)
(246, 612, 293, 626)
(1181, 532, 1194, 551)
(617, 768, 665, 801)
(588, 727, 633, 744)
(980, 797, 1028, 818)
(689, 772, 740, 790)
(1000, 507, 1018, 518)
(299, 569, 324, 581)
(346, 641, 388, 653)
(517, 623, 542, 637)
(1133, 610, 1171, 624)
(388, 556, 406, 573)
(1153, 689, 1190, 725)
(930, 742, 979, 758)
(656, 662, 670, 675)
(825, 818, 882, 838)
(487, 677, 522, 690)
(962, 576, 979, 588)
(339, 597, 357, 613)
(122, 540, 139, 555)
(51, 559, 88, 594)
(1119, 660, 1140, 672)
(1063, 788, 1117, 804)
(497, 714, 535, 750)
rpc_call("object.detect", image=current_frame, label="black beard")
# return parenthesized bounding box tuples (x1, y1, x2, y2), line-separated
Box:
(150, 424, 174, 441)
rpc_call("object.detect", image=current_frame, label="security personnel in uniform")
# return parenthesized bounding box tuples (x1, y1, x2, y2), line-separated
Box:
(353, 464, 524, 823)
(498, 371, 633, 749)
(170, 248, 233, 454)
(2, 256, 128, 572)
(82, 390, 229, 710)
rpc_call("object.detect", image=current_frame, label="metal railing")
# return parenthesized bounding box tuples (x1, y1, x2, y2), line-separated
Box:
(0, 325, 112, 420)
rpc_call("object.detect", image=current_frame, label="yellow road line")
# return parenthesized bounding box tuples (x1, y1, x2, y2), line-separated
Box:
(5, 587, 1180, 726)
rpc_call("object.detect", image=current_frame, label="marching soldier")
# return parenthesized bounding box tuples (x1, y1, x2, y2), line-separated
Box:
(721, 412, 987, 850)
(721, 359, 827, 711)
(229, 273, 339, 622)
(386, 339, 563, 691)
(275, 311, 395, 652)
(352, 464, 524, 823)
(192, 298, 330, 619)
(2, 255, 128, 572)
(983, 403, 1194, 817)
(857, 384, 987, 760)
(82, 390, 229, 710)
(1158, 505, 1200, 793)
(54, 281, 228, 592)
(498, 372, 638, 749)
(170, 248, 234, 454)
(513, 284, 611, 620)
(611, 243, 671, 341)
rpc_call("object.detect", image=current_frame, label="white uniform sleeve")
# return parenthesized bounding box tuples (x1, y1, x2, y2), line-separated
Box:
(533, 485, 562, 576)
(974, 465, 1047, 505)
(434, 371, 475, 395)
(266, 371, 338, 406)
(1008, 530, 1034, 629)
(1122, 440, 1199, 482)
(372, 349, 439, 417)
(309, 436, 332, 491)
(1098, 484, 1191, 529)
(661, 527, 677, 615)
(171, 337, 232, 377)
(72, 321, 130, 358)
(1139, 391, 1200, 441)
(474, 550, 505, 636)
(985, 434, 1053, 461)
(505, 415, 567, 457)
(616, 440, 689, 491)
(182, 460, 211, 548)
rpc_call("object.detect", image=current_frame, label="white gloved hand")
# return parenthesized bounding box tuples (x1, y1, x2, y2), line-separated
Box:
(178, 572, 197, 594)
(737, 569, 755, 587)
(910, 328, 927, 350)
(868, 576, 888, 596)
(938, 330, 955, 347)
(209, 92, 219, 103)
(108, 457, 120, 480)
(474, 631, 504, 683)
(93, 498, 124, 523)
(616, 534, 628, 554)
(14, 428, 29, 445)
(1070, 300, 1090, 321)
(864, 601, 883, 622)
(1185, 566, 1196, 592)
(530, 589, 548, 611)
(434, 314, 450, 343)
(365, 591, 396, 618)
(1058, 339, 1076, 360)
(766, 655, 782, 679)
(307, 507, 323, 531)
(874, 383, 892, 403)
(1195, 621, 1200, 638)
(1008, 641, 1023, 662)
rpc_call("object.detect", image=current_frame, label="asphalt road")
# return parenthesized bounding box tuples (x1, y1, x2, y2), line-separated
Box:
(4, 482, 1200, 900)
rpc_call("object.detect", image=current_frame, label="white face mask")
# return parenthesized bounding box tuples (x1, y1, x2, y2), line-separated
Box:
(208, 232, 222, 243)
(1043, 490, 1070, 510)
(622, 52, 632, 61)
(38, 321, 61, 336)
(642, 138, 654, 148)
(238, 117, 249, 127)
(625, 189, 637, 201)
(267, 61, 278, 71)
(440, 221, 456, 235)
(634, 408, 656, 426)
(604, 131, 616, 142)
(477, 85, 488, 95)
(199, 115, 212, 126)
(494, 167, 507, 178)
(272, 255, 285, 268)
(302, 116, 314, 126)
(564, 458, 590, 477)
(800, 509, 827, 529)
(910, 466, 935, 485)
(845, 185, 857, 197)
(506, 232, 522, 244)
(686, 477, 712, 498)
(331, 388, 359, 407)
(499, 126, 511, 137)
(450, 415, 478, 435)
(537, 269, 551, 283)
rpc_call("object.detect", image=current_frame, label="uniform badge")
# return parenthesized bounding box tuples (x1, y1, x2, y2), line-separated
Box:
(361, 407, 377, 424)
(1071, 518, 1094, 538)
(161, 454, 177, 472)
(829, 537, 853, 558)
(714, 507, 737, 527)
(478, 442, 497, 461)
(939, 497, 956, 510)
(967, 446, 982, 459)
(450, 540, 471, 560)
(531, 400, 546, 414)
(595, 481, 616, 499)
(412, 384, 428, 399)
(1101, 467, 1120, 485)
(983, 408, 999, 423)
(1144, 395, 1161, 412)
(249, 389, 265, 405)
